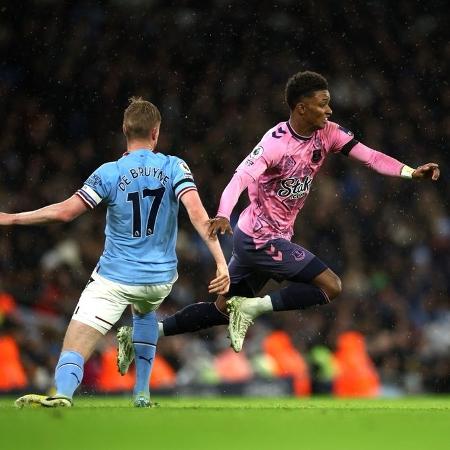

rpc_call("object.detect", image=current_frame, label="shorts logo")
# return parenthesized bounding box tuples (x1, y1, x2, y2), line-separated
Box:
(265, 244, 282, 261)
(292, 250, 305, 261)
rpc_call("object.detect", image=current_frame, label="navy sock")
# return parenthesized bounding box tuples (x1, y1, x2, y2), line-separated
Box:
(133, 311, 158, 396)
(54, 351, 84, 399)
(162, 302, 228, 336)
(270, 282, 330, 311)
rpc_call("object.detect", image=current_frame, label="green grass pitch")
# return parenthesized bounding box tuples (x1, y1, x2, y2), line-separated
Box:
(0, 396, 449, 450)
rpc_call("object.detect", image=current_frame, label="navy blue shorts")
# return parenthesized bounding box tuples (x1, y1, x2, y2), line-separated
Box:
(227, 227, 328, 297)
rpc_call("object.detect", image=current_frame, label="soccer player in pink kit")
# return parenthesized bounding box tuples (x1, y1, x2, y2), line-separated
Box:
(117, 71, 440, 363)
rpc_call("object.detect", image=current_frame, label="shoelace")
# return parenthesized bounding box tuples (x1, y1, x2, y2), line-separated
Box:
(230, 304, 254, 339)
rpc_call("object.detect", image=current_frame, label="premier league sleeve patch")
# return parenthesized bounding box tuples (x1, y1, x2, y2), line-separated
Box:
(338, 125, 354, 137)
(85, 173, 103, 189)
(250, 145, 264, 159)
(178, 161, 194, 179)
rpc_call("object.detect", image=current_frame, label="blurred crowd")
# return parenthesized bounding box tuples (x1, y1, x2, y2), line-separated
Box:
(0, 0, 449, 395)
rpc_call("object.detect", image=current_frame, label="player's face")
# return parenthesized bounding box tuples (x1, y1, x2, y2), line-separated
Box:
(298, 90, 332, 130)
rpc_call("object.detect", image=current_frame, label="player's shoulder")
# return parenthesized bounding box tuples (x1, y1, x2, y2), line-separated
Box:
(165, 153, 194, 179)
(257, 121, 291, 151)
(93, 160, 120, 178)
(262, 121, 290, 142)
(320, 120, 354, 138)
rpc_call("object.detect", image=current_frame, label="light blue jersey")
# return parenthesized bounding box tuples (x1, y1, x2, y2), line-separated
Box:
(76, 149, 197, 285)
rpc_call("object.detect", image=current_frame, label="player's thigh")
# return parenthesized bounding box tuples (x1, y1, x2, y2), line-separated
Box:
(268, 239, 329, 283)
(72, 275, 129, 336)
(227, 255, 270, 298)
(132, 282, 174, 314)
(231, 236, 327, 285)
(62, 319, 104, 361)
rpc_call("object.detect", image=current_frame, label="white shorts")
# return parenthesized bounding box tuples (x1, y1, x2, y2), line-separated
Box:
(72, 271, 175, 334)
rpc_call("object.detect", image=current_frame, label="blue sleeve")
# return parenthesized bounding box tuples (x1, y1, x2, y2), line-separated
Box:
(171, 158, 197, 200)
(76, 163, 115, 208)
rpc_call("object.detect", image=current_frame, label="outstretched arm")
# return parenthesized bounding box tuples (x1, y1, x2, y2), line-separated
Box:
(180, 189, 230, 295)
(348, 142, 440, 180)
(0, 195, 89, 226)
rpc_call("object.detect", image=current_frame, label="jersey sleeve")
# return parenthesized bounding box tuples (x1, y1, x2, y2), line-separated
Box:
(235, 134, 283, 181)
(171, 158, 197, 200)
(76, 163, 114, 209)
(324, 121, 359, 155)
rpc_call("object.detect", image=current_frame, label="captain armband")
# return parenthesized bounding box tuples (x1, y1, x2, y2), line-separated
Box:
(400, 165, 415, 179)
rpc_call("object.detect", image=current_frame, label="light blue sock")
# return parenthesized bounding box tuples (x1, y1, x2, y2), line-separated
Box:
(54, 350, 84, 399)
(132, 311, 158, 397)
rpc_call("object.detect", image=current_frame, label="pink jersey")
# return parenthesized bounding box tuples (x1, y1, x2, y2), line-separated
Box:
(231, 120, 356, 245)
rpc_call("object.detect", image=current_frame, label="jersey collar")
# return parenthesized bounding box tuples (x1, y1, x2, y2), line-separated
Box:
(122, 148, 155, 156)
(286, 121, 312, 141)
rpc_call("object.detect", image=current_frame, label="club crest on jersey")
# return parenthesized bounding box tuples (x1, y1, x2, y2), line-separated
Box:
(311, 149, 322, 163)
(277, 176, 312, 200)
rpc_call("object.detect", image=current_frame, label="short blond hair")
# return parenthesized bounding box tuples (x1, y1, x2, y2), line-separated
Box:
(123, 97, 161, 140)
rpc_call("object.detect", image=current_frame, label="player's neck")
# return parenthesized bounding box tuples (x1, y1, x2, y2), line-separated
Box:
(288, 117, 315, 138)
(127, 140, 156, 152)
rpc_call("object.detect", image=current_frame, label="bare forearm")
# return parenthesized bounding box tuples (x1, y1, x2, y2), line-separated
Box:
(189, 207, 227, 266)
(8, 203, 72, 225)
(0, 195, 89, 226)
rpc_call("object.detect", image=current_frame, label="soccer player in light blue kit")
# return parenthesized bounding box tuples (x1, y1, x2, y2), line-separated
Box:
(2, 97, 230, 408)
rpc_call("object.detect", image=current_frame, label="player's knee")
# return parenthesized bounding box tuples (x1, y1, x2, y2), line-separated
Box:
(325, 274, 342, 301)
(215, 295, 228, 314)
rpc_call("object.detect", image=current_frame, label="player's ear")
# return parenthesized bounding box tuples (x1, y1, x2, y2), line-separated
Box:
(151, 124, 160, 141)
(295, 102, 306, 115)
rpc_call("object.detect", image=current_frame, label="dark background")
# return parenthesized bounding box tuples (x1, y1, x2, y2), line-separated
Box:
(0, 0, 448, 394)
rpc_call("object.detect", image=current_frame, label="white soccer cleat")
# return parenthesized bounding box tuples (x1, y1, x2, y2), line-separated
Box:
(41, 395, 73, 407)
(15, 394, 72, 408)
(117, 326, 135, 375)
(226, 296, 263, 352)
(15, 394, 48, 408)
(133, 392, 159, 408)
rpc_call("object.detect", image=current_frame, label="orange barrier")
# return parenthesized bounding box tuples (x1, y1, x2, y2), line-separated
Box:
(333, 331, 380, 397)
(0, 335, 28, 390)
(150, 354, 176, 388)
(263, 331, 311, 396)
(97, 347, 176, 391)
(96, 345, 134, 392)
(0, 292, 17, 317)
(215, 348, 253, 382)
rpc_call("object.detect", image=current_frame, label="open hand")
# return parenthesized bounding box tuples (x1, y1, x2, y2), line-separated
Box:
(208, 265, 230, 295)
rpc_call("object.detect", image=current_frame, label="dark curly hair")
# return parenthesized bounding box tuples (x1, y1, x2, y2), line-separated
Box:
(285, 71, 328, 110)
